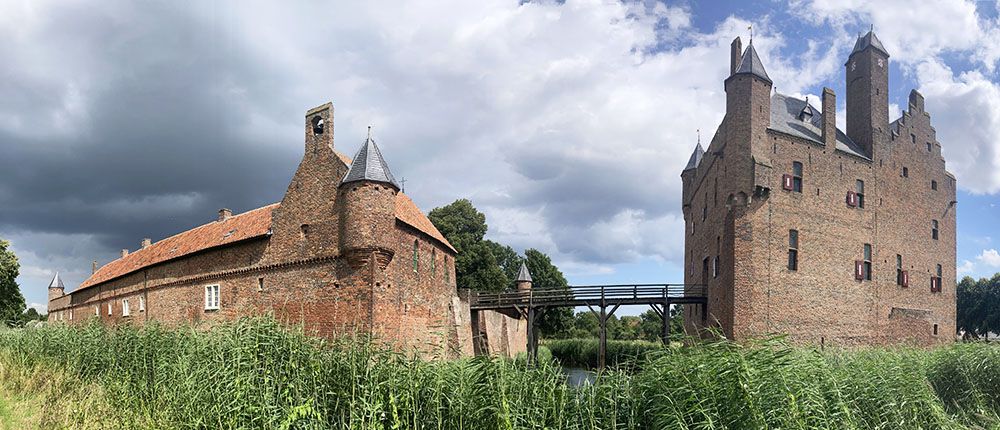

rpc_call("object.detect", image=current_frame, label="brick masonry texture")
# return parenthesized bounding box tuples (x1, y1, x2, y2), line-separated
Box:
(681, 35, 956, 347)
(47, 103, 524, 359)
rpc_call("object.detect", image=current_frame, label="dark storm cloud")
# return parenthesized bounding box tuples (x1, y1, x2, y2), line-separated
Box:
(0, 2, 301, 254)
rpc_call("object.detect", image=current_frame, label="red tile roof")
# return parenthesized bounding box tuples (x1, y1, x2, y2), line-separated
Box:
(77, 204, 278, 290)
(74, 151, 454, 292)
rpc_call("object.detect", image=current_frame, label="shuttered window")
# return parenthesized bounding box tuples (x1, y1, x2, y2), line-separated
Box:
(788, 230, 799, 271)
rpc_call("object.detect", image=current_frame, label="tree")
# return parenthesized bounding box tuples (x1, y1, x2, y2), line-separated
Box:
(0, 239, 25, 327)
(484, 240, 523, 282)
(19, 307, 45, 325)
(429, 200, 507, 292)
(524, 248, 574, 337)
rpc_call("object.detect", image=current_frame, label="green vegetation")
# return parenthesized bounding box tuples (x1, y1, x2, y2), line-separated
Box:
(545, 338, 665, 369)
(3, 319, 1000, 429)
(958, 274, 1000, 339)
(0, 239, 25, 328)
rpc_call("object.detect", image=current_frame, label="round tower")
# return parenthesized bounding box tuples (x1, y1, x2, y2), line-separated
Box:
(338, 127, 399, 268)
(47, 271, 65, 302)
(515, 262, 533, 292)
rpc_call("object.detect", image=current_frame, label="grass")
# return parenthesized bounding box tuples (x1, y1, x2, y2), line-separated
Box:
(2, 318, 1000, 429)
(544, 338, 666, 369)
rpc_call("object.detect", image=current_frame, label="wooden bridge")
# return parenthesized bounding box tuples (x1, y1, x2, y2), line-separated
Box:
(469, 284, 708, 367)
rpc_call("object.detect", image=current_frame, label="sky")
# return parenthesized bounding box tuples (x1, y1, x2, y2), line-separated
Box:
(2, 0, 1000, 316)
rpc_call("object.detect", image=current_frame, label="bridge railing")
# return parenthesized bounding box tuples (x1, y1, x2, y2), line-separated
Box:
(469, 284, 707, 309)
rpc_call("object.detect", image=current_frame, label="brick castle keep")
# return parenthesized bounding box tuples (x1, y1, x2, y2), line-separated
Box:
(682, 31, 957, 346)
(46, 103, 526, 358)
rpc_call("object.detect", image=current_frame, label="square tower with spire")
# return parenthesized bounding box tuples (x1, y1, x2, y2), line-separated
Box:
(680, 30, 956, 346)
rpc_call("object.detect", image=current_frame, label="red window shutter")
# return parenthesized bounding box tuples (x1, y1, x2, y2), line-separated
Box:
(902, 270, 909, 287)
(782, 174, 793, 190)
(855, 260, 864, 280)
(846, 191, 857, 207)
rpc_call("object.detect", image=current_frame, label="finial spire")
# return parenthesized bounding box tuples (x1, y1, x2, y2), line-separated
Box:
(748, 24, 753, 44)
(367, 125, 373, 140)
(696, 128, 700, 145)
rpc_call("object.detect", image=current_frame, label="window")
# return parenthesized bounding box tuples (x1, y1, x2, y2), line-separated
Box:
(139, 296, 145, 312)
(108, 303, 112, 316)
(702, 203, 707, 221)
(258, 277, 265, 292)
(902, 167, 909, 177)
(911, 134, 916, 144)
(412, 240, 419, 272)
(931, 180, 937, 191)
(69, 309, 73, 321)
(863, 244, 872, 281)
(445, 257, 450, 283)
(792, 161, 803, 192)
(712, 256, 719, 278)
(896, 255, 908, 287)
(932, 220, 939, 240)
(702, 257, 710, 283)
(205, 285, 220, 310)
(937, 264, 943, 278)
(933, 324, 939, 336)
(95, 306, 99, 316)
(927, 142, 932, 152)
(788, 230, 799, 271)
(856, 180, 865, 208)
(123, 299, 130, 317)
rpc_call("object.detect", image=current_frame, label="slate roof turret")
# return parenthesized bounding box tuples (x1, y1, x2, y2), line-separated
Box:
(48, 272, 64, 289)
(341, 127, 399, 189)
(733, 43, 771, 83)
(683, 143, 705, 171)
(850, 30, 889, 58)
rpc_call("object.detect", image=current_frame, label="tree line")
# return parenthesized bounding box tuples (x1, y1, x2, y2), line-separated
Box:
(957, 274, 1000, 340)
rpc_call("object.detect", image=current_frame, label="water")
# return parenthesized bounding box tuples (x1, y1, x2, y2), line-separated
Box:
(563, 367, 597, 387)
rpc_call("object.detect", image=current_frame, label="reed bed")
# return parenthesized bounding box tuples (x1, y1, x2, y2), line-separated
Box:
(1, 319, 999, 429)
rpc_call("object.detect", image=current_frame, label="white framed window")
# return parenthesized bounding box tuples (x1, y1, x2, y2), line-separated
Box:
(123, 299, 131, 317)
(205, 284, 220, 310)
(95, 306, 99, 316)
(108, 303, 112, 316)
(69, 309, 73, 321)
(139, 296, 145, 312)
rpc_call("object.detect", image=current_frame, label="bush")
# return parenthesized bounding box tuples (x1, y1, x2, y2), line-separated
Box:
(545, 338, 664, 369)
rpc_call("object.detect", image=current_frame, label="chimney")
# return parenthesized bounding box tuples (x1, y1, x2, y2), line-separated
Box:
(141, 238, 152, 249)
(730, 37, 743, 76)
(908, 89, 925, 113)
(218, 208, 232, 222)
(822, 87, 837, 146)
(92, 260, 97, 274)
(121, 249, 129, 258)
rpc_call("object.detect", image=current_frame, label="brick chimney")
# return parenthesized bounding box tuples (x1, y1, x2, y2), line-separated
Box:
(141, 238, 152, 249)
(730, 37, 742, 76)
(218, 208, 232, 222)
(822, 87, 837, 146)
(121, 249, 129, 258)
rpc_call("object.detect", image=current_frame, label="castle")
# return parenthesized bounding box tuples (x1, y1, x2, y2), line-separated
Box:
(681, 31, 956, 346)
(46, 103, 526, 358)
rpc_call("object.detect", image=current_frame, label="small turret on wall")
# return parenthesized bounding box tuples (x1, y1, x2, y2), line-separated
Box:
(515, 262, 532, 292)
(47, 272, 65, 302)
(338, 127, 399, 269)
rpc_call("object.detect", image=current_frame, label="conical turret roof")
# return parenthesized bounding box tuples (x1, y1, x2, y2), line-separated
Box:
(734, 43, 771, 83)
(47, 272, 64, 289)
(850, 30, 889, 58)
(515, 262, 532, 283)
(341, 128, 399, 189)
(683, 143, 704, 171)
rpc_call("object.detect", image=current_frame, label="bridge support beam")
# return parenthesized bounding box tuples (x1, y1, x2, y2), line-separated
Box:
(587, 302, 620, 369)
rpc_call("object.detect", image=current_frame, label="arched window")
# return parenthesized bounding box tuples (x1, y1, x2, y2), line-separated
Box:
(412, 240, 419, 272)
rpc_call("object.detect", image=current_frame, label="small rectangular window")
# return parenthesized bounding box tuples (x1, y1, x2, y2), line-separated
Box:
(95, 306, 99, 316)
(863, 244, 872, 281)
(139, 296, 145, 312)
(792, 162, 803, 192)
(712, 256, 719, 278)
(903, 167, 909, 177)
(205, 285, 220, 310)
(927, 142, 932, 152)
(258, 277, 265, 292)
(931, 180, 937, 191)
(108, 303, 112, 316)
(788, 230, 799, 271)
(896, 254, 903, 286)
(933, 324, 939, 336)
(123, 299, 130, 317)
(69, 309, 73, 321)
(911, 134, 916, 144)
(932, 220, 939, 240)
(856, 180, 865, 208)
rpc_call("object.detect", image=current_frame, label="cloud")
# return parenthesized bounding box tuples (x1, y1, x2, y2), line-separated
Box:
(957, 259, 975, 276)
(976, 249, 1000, 268)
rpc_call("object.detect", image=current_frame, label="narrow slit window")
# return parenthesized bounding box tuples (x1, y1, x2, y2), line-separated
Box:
(431, 249, 437, 277)
(788, 230, 799, 271)
(412, 240, 419, 272)
(712, 256, 719, 278)
(932, 220, 939, 240)
(902, 167, 909, 178)
(139, 296, 145, 312)
(931, 180, 937, 191)
(896, 255, 904, 286)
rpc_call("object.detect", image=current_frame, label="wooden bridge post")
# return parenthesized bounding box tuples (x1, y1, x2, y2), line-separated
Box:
(662, 299, 671, 345)
(526, 307, 536, 364)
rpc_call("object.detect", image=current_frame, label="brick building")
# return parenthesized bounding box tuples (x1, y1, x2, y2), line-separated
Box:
(681, 31, 956, 346)
(46, 103, 526, 358)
